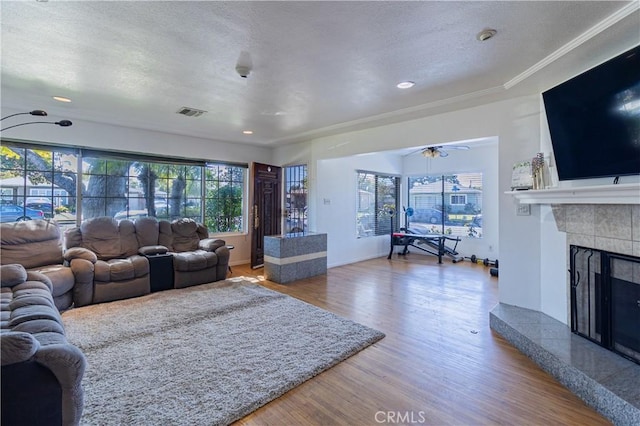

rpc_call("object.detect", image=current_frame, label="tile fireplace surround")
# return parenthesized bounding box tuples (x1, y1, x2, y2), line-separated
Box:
(491, 203, 640, 425)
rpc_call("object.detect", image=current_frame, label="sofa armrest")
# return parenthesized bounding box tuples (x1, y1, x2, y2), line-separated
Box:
(199, 238, 225, 252)
(64, 247, 97, 264)
(138, 245, 169, 256)
(1, 332, 40, 366)
(0, 264, 27, 287)
(34, 343, 86, 426)
(69, 258, 95, 308)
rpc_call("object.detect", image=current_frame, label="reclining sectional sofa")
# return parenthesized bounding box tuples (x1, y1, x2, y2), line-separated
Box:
(1, 264, 86, 426)
(0, 220, 94, 311)
(0, 217, 230, 424)
(64, 216, 230, 306)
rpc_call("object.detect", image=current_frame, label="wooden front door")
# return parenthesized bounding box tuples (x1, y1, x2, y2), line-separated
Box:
(251, 162, 282, 268)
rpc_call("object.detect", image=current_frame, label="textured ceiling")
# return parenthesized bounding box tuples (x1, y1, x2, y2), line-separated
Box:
(1, 1, 638, 147)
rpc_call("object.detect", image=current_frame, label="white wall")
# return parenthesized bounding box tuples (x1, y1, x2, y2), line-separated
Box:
(316, 154, 403, 267)
(540, 205, 568, 323)
(495, 96, 544, 312)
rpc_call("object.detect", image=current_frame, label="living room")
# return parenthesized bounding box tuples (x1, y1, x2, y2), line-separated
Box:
(2, 1, 639, 425)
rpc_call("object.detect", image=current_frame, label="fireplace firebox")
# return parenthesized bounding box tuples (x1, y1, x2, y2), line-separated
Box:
(570, 245, 640, 365)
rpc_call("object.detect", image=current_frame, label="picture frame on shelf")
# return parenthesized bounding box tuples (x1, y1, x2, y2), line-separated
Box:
(511, 161, 533, 190)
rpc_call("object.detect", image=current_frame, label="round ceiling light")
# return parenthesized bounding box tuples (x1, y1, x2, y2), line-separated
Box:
(476, 29, 497, 42)
(396, 81, 415, 89)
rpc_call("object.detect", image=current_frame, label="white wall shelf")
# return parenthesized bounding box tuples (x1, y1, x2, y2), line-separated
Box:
(505, 183, 640, 205)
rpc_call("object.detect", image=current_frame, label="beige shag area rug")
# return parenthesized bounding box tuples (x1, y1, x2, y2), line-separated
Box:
(62, 278, 385, 425)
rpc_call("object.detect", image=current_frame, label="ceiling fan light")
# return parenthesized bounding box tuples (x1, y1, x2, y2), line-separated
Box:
(422, 147, 440, 158)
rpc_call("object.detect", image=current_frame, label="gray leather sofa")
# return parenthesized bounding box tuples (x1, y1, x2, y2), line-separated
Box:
(1, 264, 86, 426)
(64, 217, 151, 306)
(156, 217, 230, 288)
(0, 220, 95, 311)
(64, 216, 230, 306)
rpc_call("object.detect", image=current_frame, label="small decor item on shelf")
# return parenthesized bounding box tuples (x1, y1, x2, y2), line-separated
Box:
(531, 152, 546, 190)
(511, 160, 534, 190)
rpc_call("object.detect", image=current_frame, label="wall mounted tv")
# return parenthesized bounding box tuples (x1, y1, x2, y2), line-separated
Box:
(542, 45, 640, 181)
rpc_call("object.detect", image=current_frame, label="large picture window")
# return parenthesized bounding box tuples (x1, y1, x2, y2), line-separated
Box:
(0, 144, 79, 228)
(356, 171, 400, 238)
(407, 172, 483, 238)
(0, 142, 246, 234)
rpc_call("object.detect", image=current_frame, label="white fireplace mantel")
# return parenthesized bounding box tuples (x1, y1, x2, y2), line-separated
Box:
(505, 183, 640, 205)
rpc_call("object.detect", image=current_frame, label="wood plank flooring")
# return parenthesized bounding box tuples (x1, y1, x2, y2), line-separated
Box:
(231, 255, 611, 425)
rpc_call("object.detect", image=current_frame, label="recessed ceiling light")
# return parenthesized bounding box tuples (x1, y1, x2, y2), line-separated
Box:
(396, 81, 415, 89)
(476, 28, 497, 42)
(53, 96, 72, 103)
(242, 130, 253, 135)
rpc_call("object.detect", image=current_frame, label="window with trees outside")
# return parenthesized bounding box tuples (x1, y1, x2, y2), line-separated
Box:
(356, 171, 400, 238)
(406, 173, 483, 238)
(0, 142, 246, 234)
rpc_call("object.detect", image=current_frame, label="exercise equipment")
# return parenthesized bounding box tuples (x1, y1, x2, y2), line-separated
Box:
(389, 209, 463, 263)
(466, 255, 499, 268)
(389, 231, 463, 264)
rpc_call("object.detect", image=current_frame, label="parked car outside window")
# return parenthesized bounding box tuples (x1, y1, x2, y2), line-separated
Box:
(411, 208, 444, 224)
(25, 197, 54, 218)
(0, 204, 45, 222)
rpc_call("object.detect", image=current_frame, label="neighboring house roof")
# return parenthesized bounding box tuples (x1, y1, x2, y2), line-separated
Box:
(0, 176, 44, 187)
(410, 181, 482, 194)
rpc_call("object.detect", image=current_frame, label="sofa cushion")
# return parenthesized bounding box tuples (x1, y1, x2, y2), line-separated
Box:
(157, 221, 173, 250)
(1, 220, 63, 268)
(9, 305, 62, 328)
(119, 220, 139, 258)
(80, 217, 122, 260)
(13, 318, 66, 335)
(135, 217, 160, 247)
(29, 265, 75, 298)
(93, 256, 149, 282)
(173, 250, 218, 272)
(171, 218, 200, 252)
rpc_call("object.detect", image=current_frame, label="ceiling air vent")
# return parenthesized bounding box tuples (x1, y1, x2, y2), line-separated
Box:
(176, 107, 207, 118)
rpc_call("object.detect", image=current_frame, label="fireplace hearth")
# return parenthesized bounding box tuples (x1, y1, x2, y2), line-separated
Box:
(570, 245, 640, 365)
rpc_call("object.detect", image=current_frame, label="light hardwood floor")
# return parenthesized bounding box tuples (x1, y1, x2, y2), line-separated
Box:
(231, 255, 611, 425)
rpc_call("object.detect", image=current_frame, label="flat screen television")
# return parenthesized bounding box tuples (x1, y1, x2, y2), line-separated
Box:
(542, 45, 640, 181)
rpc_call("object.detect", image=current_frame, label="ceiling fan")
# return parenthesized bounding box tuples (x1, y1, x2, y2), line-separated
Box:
(420, 145, 470, 158)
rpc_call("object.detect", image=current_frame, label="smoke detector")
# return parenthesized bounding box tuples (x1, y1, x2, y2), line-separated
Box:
(235, 51, 253, 78)
(176, 107, 207, 117)
(235, 65, 251, 78)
